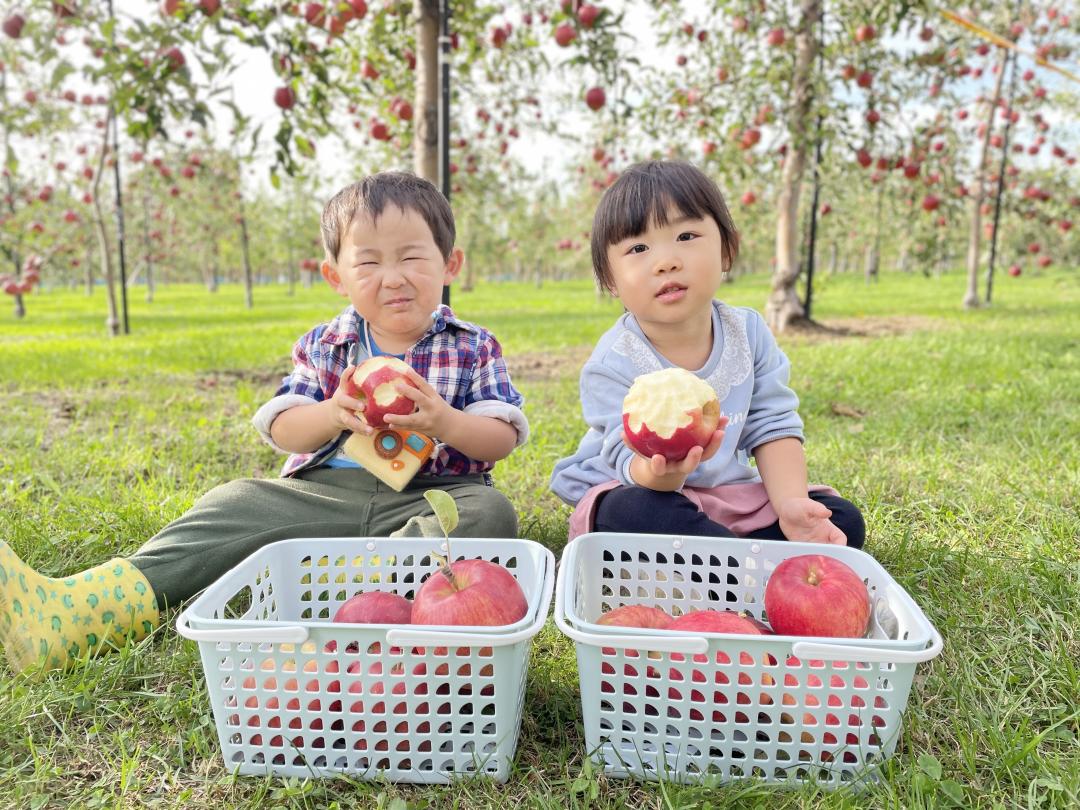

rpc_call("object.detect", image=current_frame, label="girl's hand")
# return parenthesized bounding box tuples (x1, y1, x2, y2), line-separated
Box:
(627, 415, 729, 486)
(383, 370, 453, 438)
(328, 365, 373, 435)
(777, 497, 847, 545)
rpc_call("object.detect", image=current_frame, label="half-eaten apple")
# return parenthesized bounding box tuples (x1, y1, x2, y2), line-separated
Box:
(343, 356, 419, 428)
(622, 367, 721, 461)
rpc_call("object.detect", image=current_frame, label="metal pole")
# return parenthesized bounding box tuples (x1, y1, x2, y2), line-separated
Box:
(802, 3, 825, 319)
(985, 47, 1020, 305)
(439, 0, 452, 307)
(107, 0, 129, 333)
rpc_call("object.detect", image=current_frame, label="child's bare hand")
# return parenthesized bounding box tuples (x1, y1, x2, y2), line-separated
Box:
(328, 365, 373, 435)
(383, 370, 452, 437)
(627, 416, 729, 479)
(777, 497, 847, 545)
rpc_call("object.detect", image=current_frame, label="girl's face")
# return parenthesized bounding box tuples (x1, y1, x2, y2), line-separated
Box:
(605, 205, 727, 333)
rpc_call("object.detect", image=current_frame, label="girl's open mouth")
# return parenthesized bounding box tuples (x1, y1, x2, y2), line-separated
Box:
(656, 283, 687, 302)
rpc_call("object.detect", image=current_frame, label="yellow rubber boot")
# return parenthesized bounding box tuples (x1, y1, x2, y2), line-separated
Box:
(0, 540, 160, 676)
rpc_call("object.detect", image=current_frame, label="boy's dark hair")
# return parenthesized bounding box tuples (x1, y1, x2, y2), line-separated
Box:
(591, 160, 740, 291)
(321, 171, 456, 263)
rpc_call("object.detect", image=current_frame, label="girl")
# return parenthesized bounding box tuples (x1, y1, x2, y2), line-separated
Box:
(550, 160, 864, 547)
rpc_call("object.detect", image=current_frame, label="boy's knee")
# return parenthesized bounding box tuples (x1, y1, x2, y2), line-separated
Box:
(455, 486, 518, 538)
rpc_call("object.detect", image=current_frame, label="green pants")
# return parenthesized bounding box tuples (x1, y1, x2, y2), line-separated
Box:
(128, 467, 518, 608)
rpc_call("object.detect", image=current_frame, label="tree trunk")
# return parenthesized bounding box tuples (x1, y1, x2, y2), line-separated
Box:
(865, 243, 879, 282)
(765, 0, 820, 333)
(828, 241, 838, 275)
(414, 0, 439, 182)
(91, 112, 120, 336)
(963, 48, 1009, 309)
(142, 180, 154, 303)
(238, 204, 254, 308)
(84, 244, 94, 295)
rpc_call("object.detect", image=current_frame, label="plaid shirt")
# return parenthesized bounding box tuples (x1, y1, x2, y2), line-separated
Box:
(259, 304, 526, 478)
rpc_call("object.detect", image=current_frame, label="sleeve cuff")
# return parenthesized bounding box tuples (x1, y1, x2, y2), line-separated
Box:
(252, 393, 321, 453)
(747, 430, 806, 454)
(461, 401, 530, 447)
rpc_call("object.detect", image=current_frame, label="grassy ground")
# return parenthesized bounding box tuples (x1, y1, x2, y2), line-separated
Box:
(0, 269, 1077, 808)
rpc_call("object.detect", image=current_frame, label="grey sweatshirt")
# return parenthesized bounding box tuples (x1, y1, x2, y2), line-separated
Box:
(550, 300, 805, 506)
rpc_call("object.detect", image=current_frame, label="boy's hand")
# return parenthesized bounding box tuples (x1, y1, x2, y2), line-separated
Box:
(777, 497, 847, 545)
(328, 365, 374, 435)
(626, 416, 728, 490)
(383, 369, 454, 438)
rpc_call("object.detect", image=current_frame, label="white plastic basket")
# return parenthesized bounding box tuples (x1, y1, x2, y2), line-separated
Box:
(176, 537, 555, 784)
(553, 533, 943, 788)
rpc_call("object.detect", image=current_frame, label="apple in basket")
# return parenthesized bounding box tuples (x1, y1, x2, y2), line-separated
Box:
(622, 367, 721, 461)
(342, 356, 419, 428)
(412, 558, 527, 626)
(665, 609, 772, 635)
(597, 604, 673, 628)
(332, 591, 413, 624)
(764, 554, 871, 638)
(410, 489, 528, 626)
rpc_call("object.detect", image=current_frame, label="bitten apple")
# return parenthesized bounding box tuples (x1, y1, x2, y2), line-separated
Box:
(343, 356, 419, 428)
(622, 367, 721, 461)
(411, 559, 527, 627)
(764, 554, 871, 638)
(332, 591, 413, 624)
(597, 604, 672, 628)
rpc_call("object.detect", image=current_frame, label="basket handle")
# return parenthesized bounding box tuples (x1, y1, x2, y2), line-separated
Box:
(175, 609, 310, 644)
(553, 551, 709, 655)
(791, 625, 943, 663)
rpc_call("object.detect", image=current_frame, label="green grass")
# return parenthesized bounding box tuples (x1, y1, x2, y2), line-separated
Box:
(1, 269, 1078, 808)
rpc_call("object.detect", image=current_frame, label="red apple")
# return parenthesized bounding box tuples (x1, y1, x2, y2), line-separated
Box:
(333, 591, 413, 624)
(411, 559, 527, 626)
(622, 367, 721, 461)
(666, 610, 771, 635)
(160, 0, 181, 15)
(1008, 265, 1021, 277)
(360, 59, 379, 79)
(554, 23, 575, 47)
(741, 190, 757, 206)
(369, 120, 390, 141)
(854, 24, 876, 43)
(162, 46, 185, 70)
(579, 4, 600, 28)
(766, 28, 786, 47)
(585, 86, 606, 111)
(274, 86, 296, 110)
(597, 605, 672, 629)
(343, 356, 418, 428)
(200, 0, 220, 14)
(764, 555, 871, 638)
(3, 13, 25, 39)
(921, 194, 940, 212)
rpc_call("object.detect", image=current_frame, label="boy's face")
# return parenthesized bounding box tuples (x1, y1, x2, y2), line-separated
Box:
(605, 204, 727, 332)
(322, 205, 462, 351)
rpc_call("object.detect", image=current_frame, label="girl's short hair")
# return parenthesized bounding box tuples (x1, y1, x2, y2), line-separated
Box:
(590, 160, 740, 291)
(321, 171, 456, 263)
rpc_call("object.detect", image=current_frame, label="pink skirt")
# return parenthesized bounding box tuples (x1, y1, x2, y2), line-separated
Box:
(567, 480, 839, 540)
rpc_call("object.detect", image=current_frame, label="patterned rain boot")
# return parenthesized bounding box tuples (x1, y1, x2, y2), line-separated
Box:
(0, 540, 160, 677)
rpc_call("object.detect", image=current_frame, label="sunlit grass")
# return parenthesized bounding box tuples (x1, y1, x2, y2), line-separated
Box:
(0, 268, 1077, 807)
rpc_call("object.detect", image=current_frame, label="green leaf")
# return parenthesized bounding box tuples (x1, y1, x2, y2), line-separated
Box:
(918, 752, 942, 780)
(939, 780, 966, 804)
(424, 490, 459, 538)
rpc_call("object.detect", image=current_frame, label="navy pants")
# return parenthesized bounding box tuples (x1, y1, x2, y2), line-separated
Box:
(593, 486, 866, 549)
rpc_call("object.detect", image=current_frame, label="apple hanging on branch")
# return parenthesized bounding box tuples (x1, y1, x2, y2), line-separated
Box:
(410, 490, 528, 627)
(622, 367, 721, 461)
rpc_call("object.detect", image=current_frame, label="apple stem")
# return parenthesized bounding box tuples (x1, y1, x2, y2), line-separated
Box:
(432, 551, 459, 591)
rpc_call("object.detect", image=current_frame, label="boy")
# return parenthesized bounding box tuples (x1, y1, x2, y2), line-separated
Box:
(0, 171, 527, 675)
